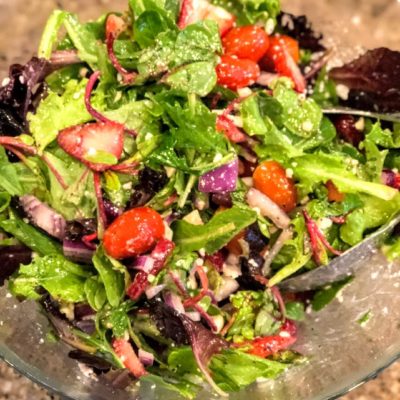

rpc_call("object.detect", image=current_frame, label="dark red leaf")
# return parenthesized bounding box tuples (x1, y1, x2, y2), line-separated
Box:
(329, 48, 400, 112)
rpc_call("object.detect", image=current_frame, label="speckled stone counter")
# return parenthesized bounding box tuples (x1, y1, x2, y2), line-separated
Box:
(1, 359, 399, 399)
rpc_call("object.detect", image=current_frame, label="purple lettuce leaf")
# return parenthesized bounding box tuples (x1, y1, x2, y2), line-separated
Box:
(329, 48, 400, 113)
(278, 12, 325, 52)
(0, 245, 32, 285)
(0, 57, 50, 127)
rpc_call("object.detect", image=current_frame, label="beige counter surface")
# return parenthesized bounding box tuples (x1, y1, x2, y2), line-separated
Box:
(1, 359, 399, 400)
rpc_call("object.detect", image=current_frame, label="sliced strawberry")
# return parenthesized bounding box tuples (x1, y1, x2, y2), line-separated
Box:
(204, 4, 235, 36)
(112, 339, 147, 378)
(178, 0, 209, 29)
(57, 122, 124, 172)
(178, 0, 234, 36)
(275, 47, 306, 93)
(216, 115, 247, 143)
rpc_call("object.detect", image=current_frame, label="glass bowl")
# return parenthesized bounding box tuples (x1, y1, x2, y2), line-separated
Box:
(1, 1, 400, 399)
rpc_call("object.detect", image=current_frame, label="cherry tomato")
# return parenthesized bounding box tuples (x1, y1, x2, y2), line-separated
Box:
(260, 35, 300, 70)
(216, 55, 260, 90)
(103, 207, 164, 259)
(246, 320, 297, 358)
(222, 26, 270, 62)
(253, 160, 297, 212)
(326, 180, 345, 202)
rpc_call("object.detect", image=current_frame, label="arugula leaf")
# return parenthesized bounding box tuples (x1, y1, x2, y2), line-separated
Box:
(63, 13, 105, 68)
(209, 349, 287, 392)
(104, 99, 161, 137)
(28, 79, 91, 152)
(228, 290, 281, 342)
(365, 121, 400, 149)
(136, 21, 221, 80)
(173, 206, 257, 254)
(9, 254, 90, 302)
(0, 149, 24, 196)
(140, 373, 199, 400)
(273, 79, 323, 138)
(92, 246, 126, 308)
(311, 276, 353, 311)
(134, 10, 174, 48)
(0, 215, 61, 255)
(269, 216, 311, 286)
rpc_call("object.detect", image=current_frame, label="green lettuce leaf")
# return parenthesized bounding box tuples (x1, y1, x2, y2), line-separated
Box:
(211, 0, 280, 25)
(28, 79, 91, 152)
(340, 193, 400, 245)
(9, 254, 90, 302)
(293, 153, 398, 201)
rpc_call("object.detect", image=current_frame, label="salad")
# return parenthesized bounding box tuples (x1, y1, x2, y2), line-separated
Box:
(1, 0, 400, 397)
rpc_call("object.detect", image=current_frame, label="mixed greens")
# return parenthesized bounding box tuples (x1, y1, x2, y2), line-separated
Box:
(1, 0, 400, 398)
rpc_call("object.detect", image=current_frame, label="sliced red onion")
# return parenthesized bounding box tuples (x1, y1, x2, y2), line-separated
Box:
(198, 158, 238, 193)
(20, 195, 66, 239)
(138, 349, 154, 367)
(63, 240, 94, 264)
(214, 277, 239, 302)
(163, 291, 185, 314)
(145, 284, 166, 299)
(262, 229, 293, 275)
(185, 311, 201, 322)
(246, 188, 291, 229)
(133, 256, 155, 273)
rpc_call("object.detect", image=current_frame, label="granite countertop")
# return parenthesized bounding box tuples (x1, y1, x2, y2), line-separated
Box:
(1, 359, 399, 399)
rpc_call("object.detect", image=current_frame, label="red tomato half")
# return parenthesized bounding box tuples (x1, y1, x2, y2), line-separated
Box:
(103, 207, 164, 259)
(222, 26, 270, 62)
(216, 55, 260, 90)
(253, 160, 297, 212)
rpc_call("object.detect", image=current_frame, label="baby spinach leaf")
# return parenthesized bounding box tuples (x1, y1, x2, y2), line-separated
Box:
(166, 61, 217, 97)
(84, 276, 107, 311)
(209, 349, 287, 392)
(92, 246, 126, 308)
(173, 206, 257, 254)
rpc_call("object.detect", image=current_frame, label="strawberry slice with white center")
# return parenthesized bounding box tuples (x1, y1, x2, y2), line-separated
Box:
(57, 122, 124, 172)
(112, 339, 147, 378)
(178, 0, 235, 36)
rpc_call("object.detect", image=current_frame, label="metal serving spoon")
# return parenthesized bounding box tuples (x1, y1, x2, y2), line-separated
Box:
(323, 107, 400, 123)
(278, 213, 400, 292)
